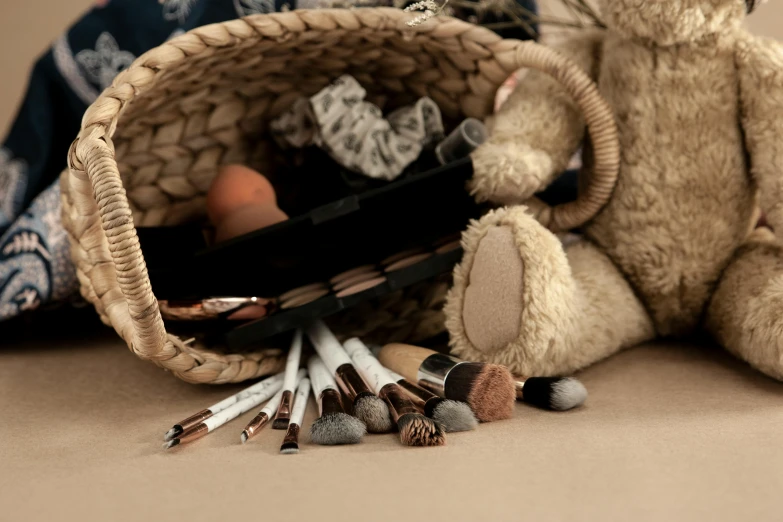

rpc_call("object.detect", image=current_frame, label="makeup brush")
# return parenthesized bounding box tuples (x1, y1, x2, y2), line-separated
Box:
(164, 372, 287, 449)
(307, 355, 366, 445)
(386, 369, 477, 433)
(305, 320, 393, 433)
(163, 372, 284, 441)
(280, 377, 311, 455)
(378, 343, 515, 423)
(273, 329, 304, 429)
(241, 369, 306, 443)
(515, 376, 587, 411)
(344, 338, 445, 447)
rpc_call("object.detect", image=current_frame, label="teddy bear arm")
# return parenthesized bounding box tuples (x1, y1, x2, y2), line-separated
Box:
(736, 34, 783, 234)
(469, 30, 604, 205)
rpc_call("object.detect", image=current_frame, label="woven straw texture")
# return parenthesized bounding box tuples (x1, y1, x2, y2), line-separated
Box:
(60, 8, 618, 384)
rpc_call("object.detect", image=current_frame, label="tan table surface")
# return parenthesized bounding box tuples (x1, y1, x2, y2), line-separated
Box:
(1, 314, 781, 522)
(1, 1, 783, 520)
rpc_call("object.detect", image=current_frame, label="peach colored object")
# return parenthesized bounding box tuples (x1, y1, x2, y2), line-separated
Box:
(214, 203, 288, 243)
(207, 165, 279, 225)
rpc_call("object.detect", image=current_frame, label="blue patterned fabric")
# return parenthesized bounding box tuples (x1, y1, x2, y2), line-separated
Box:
(0, 0, 538, 321)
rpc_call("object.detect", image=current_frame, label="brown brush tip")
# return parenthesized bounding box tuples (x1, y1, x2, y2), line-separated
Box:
(272, 417, 290, 430)
(446, 363, 514, 422)
(397, 413, 446, 447)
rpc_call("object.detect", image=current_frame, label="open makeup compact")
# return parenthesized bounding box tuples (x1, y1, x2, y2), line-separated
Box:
(137, 147, 475, 348)
(137, 137, 579, 350)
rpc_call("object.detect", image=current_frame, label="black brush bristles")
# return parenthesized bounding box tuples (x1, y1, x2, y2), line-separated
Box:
(272, 417, 290, 430)
(279, 441, 299, 455)
(442, 363, 483, 403)
(521, 377, 587, 411)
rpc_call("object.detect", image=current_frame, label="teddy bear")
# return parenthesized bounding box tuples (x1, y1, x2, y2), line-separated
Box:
(444, 0, 783, 381)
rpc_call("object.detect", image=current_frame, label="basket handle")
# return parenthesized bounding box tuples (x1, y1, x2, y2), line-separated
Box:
(67, 127, 168, 358)
(505, 41, 619, 231)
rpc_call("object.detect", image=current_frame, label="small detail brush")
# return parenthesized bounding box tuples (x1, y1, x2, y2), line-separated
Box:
(386, 369, 477, 432)
(305, 320, 393, 433)
(308, 355, 366, 445)
(164, 373, 286, 449)
(273, 329, 304, 429)
(515, 376, 587, 411)
(280, 377, 311, 455)
(163, 372, 284, 442)
(344, 338, 445, 447)
(378, 343, 516, 423)
(241, 369, 306, 443)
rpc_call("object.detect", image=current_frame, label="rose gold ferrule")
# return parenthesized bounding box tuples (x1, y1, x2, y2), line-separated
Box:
(396, 378, 434, 406)
(243, 412, 270, 440)
(379, 383, 421, 423)
(319, 388, 345, 416)
(281, 423, 300, 447)
(334, 363, 373, 402)
(175, 409, 212, 434)
(177, 423, 209, 445)
(274, 390, 294, 428)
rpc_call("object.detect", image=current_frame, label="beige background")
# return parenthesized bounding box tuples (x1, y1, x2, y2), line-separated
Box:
(1, 1, 783, 521)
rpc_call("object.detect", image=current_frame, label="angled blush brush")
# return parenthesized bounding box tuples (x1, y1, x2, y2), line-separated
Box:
(307, 355, 366, 445)
(344, 338, 445, 447)
(273, 329, 304, 429)
(305, 320, 393, 433)
(515, 376, 588, 411)
(378, 343, 515, 423)
(386, 369, 477, 433)
(163, 372, 284, 442)
(280, 377, 311, 455)
(241, 369, 306, 443)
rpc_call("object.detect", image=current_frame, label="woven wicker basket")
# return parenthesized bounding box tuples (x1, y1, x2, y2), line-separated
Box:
(60, 8, 617, 385)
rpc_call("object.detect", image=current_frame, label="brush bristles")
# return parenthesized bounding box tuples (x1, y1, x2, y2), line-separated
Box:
(240, 431, 249, 444)
(431, 399, 478, 432)
(279, 443, 300, 455)
(164, 427, 181, 442)
(162, 439, 180, 450)
(309, 413, 366, 445)
(398, 413, 446, 447)
(523, 377, 588, 411)
(353, 395, 394, 433)
(272, 418, 290, 430)
(445, 363, 515, 422)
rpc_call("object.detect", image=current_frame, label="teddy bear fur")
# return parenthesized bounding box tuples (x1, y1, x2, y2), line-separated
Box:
(445, 0, 783, 380)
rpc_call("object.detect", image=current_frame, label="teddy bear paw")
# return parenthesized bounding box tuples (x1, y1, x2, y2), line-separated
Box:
(469, 140, 553, 205)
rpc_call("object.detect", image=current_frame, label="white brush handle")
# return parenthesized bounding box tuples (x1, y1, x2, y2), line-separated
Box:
(386, 369, 405, 383)
(305, 320, 352, 373)
(289, 377, 311, 427)
(283, 329, 303, 392)
(204, 374, 290, 432)
(308, 355, 338, 396)
(260, 369, 306, 417)
(344, 338, 395, 394)
(208, 372, 284, 415)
